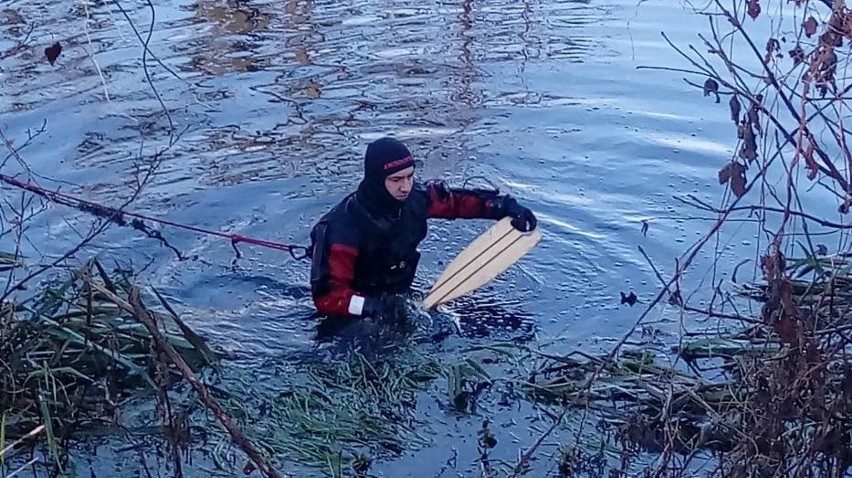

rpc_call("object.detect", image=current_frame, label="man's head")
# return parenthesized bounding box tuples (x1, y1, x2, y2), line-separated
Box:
(384, 166, 415, 201)
(363, 137, 415, 203)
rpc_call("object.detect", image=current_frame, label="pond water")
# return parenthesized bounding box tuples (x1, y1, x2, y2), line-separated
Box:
(1, 0, 812, 475)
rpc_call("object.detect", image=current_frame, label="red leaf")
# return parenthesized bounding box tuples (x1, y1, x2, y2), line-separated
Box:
(804, 16, 818, 37)
(747, 0, 761, 20)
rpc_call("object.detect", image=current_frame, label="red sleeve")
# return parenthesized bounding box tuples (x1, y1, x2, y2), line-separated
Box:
(425, 182, 499, 219)
(310, 220, 363, 318)
(313, 244, 360, 316)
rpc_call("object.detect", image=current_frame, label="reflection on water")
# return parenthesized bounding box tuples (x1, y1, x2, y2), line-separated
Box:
(160, 0, 608, 189)
(191, 0, 271, 75)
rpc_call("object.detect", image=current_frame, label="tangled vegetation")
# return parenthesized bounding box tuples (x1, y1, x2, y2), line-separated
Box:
(510, 251, 852, 476)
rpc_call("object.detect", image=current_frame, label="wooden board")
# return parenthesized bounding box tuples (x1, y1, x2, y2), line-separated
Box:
(423, 217, 541, 309)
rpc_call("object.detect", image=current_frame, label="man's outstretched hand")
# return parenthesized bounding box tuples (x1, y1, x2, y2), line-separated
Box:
(501, 196, 537, 232)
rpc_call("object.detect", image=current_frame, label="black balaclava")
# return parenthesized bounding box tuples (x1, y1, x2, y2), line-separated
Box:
(355, 137, 415, 218)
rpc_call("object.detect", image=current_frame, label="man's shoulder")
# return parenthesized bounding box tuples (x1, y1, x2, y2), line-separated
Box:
(312, 195, 362, 245)
(323, 194, 360, 222)
(406, 181, 433, 208)
(413, 180, 449, 198)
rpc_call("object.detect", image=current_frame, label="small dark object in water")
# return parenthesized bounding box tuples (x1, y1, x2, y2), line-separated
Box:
(703, 78, 720, 103)
(352, 453, 372, 476)
(431, 329, 452, 343)
(45, 41, 62, 65)
(620, 291, 637, 306)
(479, 420, 497, 449)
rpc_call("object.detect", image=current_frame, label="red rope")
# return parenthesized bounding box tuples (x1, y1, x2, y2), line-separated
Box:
(0, 174, 310, 260)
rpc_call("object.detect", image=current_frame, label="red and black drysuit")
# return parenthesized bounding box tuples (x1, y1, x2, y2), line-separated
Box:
(308, 137, 536, 320)
(309, 182, 513, 318)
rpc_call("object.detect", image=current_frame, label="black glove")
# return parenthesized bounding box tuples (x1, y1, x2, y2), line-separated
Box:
(362, 294, 407, 320)
(498, 196, 537, 232)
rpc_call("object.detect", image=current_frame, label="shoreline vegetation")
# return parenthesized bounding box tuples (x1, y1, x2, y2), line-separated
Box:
(2, 253, 849, 477)
(2, 0, 851, 476)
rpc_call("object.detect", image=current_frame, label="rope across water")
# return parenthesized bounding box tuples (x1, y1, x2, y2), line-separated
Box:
(0, 174, 311, 261)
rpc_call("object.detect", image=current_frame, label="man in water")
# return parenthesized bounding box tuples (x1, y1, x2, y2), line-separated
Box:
(309, 137, 537, 320)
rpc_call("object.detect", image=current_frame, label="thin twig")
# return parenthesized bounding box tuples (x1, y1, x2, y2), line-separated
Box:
(85, 280, 284, 478)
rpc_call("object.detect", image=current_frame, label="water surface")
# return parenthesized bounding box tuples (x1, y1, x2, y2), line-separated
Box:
(0, 0, 813, 474)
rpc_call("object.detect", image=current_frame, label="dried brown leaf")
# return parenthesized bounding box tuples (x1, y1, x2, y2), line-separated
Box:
(788, 44, 805, 66)
(747, 0, 761, 20)
(820, 30, 843, 47)
(703, 78, 720, 103)
(759, 254, 775, 280)
(803, 139, 818, 180)
(44, 42, 61, 65)
(839, 196, 852, 214)
(842, 12, 852, 39)
(739, 123, 758, 162)
(766, 37, 779, 52)
(729, 94, 741, 124)
(729, 162, 747, 197)
(774, 314, 798, 345)
(804, 16, 818, 37)
(718, 163, 733, 184)
(779, 279, 797, 317)
(739, 142, 758, 162)
(764, 37, 780, 63)
(719, 162, 747, 197)
(748, 100, 763, 136)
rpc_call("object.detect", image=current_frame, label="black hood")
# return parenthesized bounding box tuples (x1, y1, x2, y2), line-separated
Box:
(355, 137, 414, 218)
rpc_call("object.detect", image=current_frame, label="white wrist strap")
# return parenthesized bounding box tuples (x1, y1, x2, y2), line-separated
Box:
(348, 295, 366, 315)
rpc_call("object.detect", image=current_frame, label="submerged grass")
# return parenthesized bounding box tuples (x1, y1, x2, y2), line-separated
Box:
(0, 256, 213, 442)
(204, 348, 456, 476)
